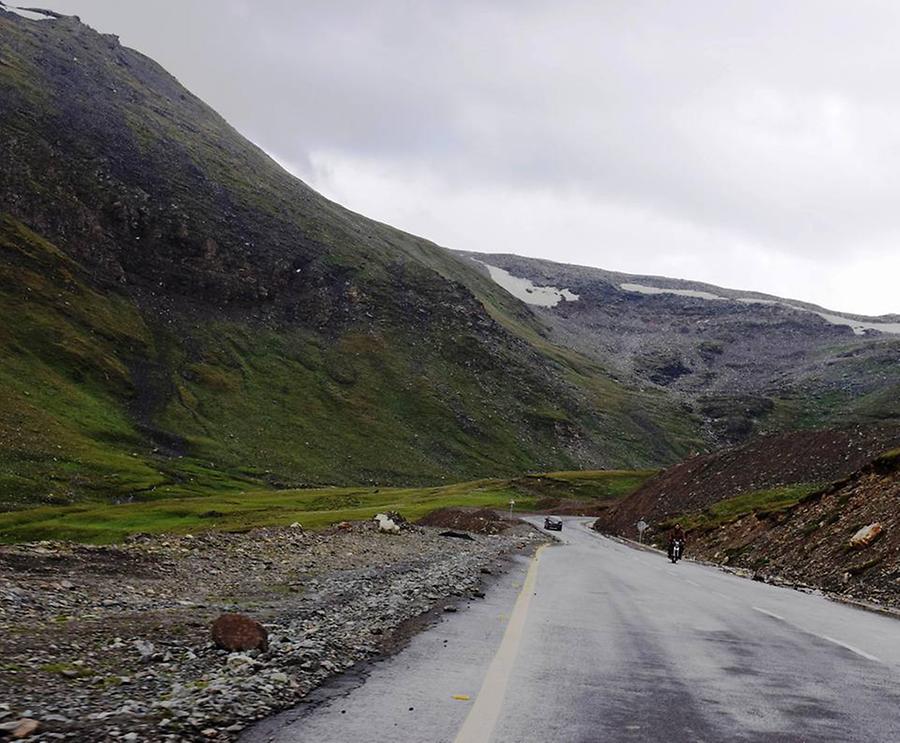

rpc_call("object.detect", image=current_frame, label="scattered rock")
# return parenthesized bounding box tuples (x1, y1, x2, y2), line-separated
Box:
(374, 514, 401, 534)
(0, 522, 545, 741)
(849, 523, 883, 549)
(211, 613, 269, 652)
(3, 719, 39, 739)
(439, 531, 475, 541)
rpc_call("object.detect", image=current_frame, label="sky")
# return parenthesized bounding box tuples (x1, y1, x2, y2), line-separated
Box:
(31, 1, 900, 315)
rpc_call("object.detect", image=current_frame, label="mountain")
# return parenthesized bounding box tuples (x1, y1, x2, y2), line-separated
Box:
(2, 9, 896, 514)
(0, 8, 700, 509)
(460, 252, 900, 443)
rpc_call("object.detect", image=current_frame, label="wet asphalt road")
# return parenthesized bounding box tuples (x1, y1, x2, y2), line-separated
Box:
(244, 518, 900, 743)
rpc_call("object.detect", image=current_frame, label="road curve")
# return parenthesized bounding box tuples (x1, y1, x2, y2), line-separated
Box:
(244, 518, 900, 743)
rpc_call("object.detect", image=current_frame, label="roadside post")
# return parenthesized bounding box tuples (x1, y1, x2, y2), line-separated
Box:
(636, 518, 649, 544)
(509, 499, 516, 517)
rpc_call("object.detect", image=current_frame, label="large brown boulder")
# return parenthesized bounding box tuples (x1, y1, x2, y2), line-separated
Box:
(211, 613, 268, 652)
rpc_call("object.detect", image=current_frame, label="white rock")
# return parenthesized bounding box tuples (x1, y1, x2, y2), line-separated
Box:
(374, 514, 400, 534)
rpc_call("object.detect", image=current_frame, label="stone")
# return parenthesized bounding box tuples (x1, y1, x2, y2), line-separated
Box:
(849, 523, 883, 548)
(374, 513, 400, 534)
(133, 640, 155, 659)
(211, 613, 269, 652)
(11, 719, 39, 738)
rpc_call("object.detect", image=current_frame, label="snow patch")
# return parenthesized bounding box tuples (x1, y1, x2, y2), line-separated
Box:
(3, 6, 55, 20)
(620, 282, 900, 335)
(619, 283, 726, 301)
(477, 261, 579, 308)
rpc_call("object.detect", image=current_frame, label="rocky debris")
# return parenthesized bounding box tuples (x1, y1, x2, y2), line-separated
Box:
(595, 427, 900, 537)
(0, 520, 545, 741)
(211, 614, 268, 652)
(849, 523, 883, 548)
(685, 450, 900, 609)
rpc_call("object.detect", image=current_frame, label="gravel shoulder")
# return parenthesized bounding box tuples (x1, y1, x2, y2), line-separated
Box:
(0, 521, 547, 741)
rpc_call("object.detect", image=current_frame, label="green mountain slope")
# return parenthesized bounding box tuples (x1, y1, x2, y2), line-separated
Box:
(0, 10, 702, 509)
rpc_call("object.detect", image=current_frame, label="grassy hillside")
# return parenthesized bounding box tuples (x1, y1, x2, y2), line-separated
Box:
(0, 469, 655, 543)
(0, 10, 703, 510)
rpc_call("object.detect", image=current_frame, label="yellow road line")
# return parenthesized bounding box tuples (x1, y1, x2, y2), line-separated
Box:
(453, 544, 548, 743)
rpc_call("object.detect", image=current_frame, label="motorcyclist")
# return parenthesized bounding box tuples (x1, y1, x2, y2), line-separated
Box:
(667, 524, 686, 561)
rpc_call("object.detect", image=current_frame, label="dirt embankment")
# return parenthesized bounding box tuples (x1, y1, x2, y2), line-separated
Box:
(594, 427, 900, 537)
(416, 507, 517, 534)
(0, 520, 545, 741)
(688, 451, 900, 608)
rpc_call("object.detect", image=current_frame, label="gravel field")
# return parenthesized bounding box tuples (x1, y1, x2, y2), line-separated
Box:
(0, 520, 546, 741)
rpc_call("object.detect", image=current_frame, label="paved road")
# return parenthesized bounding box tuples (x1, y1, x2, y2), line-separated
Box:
(245, 518, 900, 743)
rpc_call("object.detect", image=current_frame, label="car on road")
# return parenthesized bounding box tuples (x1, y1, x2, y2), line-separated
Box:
(544, 516, 563, 531)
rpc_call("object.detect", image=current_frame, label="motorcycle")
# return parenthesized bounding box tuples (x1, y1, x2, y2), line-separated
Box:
(669, 538, 685, 564)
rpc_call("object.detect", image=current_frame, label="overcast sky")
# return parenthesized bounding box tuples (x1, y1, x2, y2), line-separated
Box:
(34, 1, 900, 315)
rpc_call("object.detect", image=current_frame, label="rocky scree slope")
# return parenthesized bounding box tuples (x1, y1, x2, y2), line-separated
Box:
(687, 449, 900, 611)
(593, 427, 900, 538)
(463, 252, 900, 445)
(0, 9, 701, 509)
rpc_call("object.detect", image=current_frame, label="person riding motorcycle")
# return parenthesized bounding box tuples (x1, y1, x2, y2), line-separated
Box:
(667, 524, 686, 561)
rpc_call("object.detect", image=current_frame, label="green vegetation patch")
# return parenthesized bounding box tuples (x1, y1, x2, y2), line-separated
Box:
(516, 469, 657, 501)
(663, 482, 824, 532)
(0, 469, 651, 544)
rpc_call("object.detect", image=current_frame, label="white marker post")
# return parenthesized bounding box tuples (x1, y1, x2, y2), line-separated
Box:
(636, 519, 649, 544)
(509, 499, 516, 518)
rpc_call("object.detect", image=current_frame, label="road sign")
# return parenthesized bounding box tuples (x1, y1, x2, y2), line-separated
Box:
(636, 519, 649, 543)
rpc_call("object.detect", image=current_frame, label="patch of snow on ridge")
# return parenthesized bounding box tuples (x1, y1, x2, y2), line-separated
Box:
(619, 283, 726, 301)
(620, 282, 900, 335)
(477, 262, 579, 307)
(3, 6, 54, 20)
(811, 311, 900, 336)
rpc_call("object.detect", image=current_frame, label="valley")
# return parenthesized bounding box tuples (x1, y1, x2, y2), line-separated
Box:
(1, 6, 899, 743)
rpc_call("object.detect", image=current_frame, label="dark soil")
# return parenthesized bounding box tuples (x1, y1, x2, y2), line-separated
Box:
(416, 508, 517, 535)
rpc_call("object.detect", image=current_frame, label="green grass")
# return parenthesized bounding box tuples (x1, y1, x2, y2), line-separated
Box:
(516, 469, 658, 501)
(0, 469, 652, 544)
(663, 482, 824, 532)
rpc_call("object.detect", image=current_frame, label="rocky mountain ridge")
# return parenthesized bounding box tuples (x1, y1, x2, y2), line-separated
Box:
(462, 252, 900, 443)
